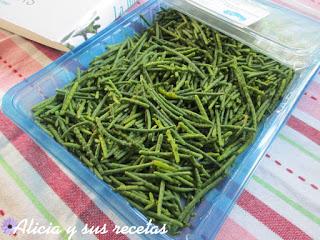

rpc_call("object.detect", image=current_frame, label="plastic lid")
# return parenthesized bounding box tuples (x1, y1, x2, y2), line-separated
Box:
(164, 0, 320, 69)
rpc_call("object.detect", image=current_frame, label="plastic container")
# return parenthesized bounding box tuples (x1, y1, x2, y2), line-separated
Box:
(2, 0, 320, 239)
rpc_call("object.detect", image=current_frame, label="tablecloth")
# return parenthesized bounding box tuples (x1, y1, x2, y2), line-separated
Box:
(0, 12, 319, 240)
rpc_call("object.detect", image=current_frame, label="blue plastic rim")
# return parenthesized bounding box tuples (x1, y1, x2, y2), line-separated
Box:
(2, 0, 320, 239)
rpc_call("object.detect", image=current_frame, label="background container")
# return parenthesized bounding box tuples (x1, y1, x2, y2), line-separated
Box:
(2, 0, 320, 239)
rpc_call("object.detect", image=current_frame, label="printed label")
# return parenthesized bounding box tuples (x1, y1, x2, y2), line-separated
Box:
(186, 0, 270, 27)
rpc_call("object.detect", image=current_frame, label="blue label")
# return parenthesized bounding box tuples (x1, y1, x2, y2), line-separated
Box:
(223, 9, 247, 22)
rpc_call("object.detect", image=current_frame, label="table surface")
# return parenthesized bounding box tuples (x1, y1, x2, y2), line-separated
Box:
(0, 19, 319, 240)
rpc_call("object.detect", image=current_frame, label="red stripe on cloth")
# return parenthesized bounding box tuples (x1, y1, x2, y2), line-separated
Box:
(238, 190, 312, 240)
(0, 32, 43, 92)
(30, 41, 62, 61)
(217, 217, 257, 240)
(0, 112, 127, 240)
(287, 116, 320, 145)
(0, 31, 43, 76)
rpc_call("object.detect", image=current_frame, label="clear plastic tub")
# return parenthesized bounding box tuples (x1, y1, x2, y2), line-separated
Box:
(169, 0, 320, 69)
(2, 0, 320, 239)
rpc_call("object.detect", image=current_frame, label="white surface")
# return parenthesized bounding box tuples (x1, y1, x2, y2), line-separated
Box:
(0, 0, 136, 45)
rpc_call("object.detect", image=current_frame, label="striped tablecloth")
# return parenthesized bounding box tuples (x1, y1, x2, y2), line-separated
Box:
(0, 20, 319, 240)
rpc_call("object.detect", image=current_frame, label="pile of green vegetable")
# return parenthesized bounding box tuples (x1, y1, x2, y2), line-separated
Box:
(32, 9, 294, 234)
